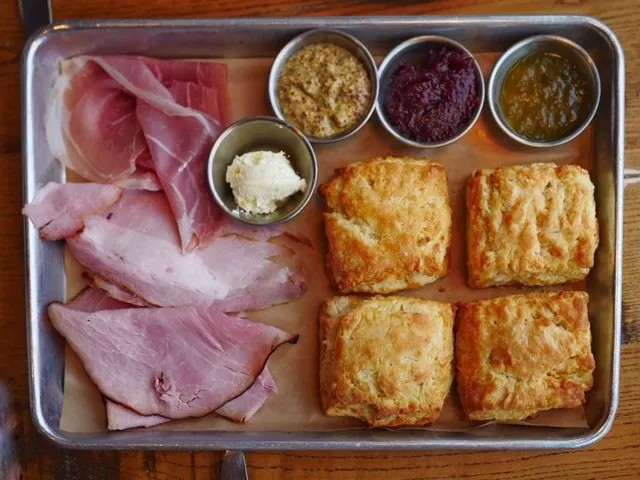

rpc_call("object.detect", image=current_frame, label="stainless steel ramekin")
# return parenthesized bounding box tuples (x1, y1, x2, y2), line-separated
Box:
(268, 29, 378, 144)
(207, 116, 318, 226)
(488, 35, 601, 148)
(376, 35, 485, 148)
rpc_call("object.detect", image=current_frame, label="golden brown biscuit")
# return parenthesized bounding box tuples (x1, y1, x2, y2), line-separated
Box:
(319, 295, 455, 427)
(466, 163, 599, 288)
(455, 291, 595, 422)
(319, 156, 451, 293)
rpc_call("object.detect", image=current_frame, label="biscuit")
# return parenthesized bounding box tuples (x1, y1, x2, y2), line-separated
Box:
(319, 156, 451, 293)
(466, 163, 599, 288)
(455, 291, 595, 422)
(319, 295, 455, 427)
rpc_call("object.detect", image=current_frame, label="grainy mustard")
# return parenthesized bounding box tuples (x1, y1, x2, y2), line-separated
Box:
(277, 43, 372, 138)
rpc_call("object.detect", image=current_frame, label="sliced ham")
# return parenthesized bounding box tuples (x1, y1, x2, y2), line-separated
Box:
(48, 298, 297, 419)
(46, 59, 161, 191)
(22, 182, 122, 241)
(84, 273, 151, 307)
(47, 55, 233, 251)
(68, 288, 279, 429)
(106, 368, 277, 430)
(66, 190, 305, 311)
(106, 401, 169, 430)
(65, 285, 131, 312)
(216, 367, 278, 422)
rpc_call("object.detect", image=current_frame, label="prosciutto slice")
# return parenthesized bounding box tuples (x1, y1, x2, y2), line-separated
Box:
(66, 190, 305, 311)
(47, 55, 232, 251)
(106, 368, 277, 430)
(22, 182, 122, 240)
(46, 58, 161, 191)
(48, 296, 297, 419)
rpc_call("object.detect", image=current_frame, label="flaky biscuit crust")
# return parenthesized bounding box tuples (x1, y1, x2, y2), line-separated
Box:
(466, 163, 599, 288)
(455, 291, 595, 422)
(319, 295, 455, 427)
(319, 156, 451, 293)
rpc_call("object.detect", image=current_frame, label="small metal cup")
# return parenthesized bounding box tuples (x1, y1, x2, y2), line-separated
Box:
(488, 35, 601, 148)
(376, 35, 485, 148)
(268, 28, 379, 143)
(207, 116, 318, 226)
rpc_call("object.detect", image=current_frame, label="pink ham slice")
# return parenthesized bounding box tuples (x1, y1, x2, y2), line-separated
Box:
(46, 58, 161, 191)
(106, 401, 169, 430)
(216, 367, 278, 422)
(66, 288, 279, 429)
(106, 368, 277, 430)
(64, 285, 130, 312)
(48, 295, 297, 419)
(22, 182, 122, 240)
(47, 55, 232, 251)
(84, 273, 151, 307)
(66, 190, 305, 311)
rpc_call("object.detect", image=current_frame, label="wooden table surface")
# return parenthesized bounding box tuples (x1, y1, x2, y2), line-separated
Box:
(1, 0, 639, 478)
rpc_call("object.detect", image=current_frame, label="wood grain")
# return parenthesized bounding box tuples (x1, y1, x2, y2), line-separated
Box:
(0, 0, 638, 478)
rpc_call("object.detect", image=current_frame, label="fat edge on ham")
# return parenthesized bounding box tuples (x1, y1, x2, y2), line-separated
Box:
(106, 368, 278, 430)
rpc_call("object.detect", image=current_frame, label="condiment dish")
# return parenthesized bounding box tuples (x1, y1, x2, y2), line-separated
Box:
(207, 116, 318, 226)
(488, 35, 601, 148)
(376, 35, 485, 148)
(268, 28, 379, 144)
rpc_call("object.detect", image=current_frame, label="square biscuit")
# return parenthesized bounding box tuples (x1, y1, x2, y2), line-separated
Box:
(319, 156, 451, 294)
(466, 163, 599, 288)
(319, 295, 455, 427)
(455, 291, 595, 422)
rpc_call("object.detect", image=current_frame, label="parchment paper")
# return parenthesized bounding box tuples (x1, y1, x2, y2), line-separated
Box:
(59, 54, 592, 433)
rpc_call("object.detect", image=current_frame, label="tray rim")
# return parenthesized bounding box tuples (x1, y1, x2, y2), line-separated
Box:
(22, 14, 625, 451)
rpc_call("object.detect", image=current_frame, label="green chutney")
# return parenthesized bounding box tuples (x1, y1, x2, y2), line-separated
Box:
(500, 51, 592, 142)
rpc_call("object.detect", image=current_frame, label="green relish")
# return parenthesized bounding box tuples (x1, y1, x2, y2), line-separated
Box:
(500, 51, 592, 142)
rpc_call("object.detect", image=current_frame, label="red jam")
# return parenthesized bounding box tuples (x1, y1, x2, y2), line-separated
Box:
(384, 47, 481, 143)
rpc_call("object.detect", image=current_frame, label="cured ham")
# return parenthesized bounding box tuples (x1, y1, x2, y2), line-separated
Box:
(48, 296, 297, 419)
(22, 182, 122, 240)
(66, 288, 279, 429)
(46, 55, 233, 250)
(216, 367, 278, 422)
(106, 368, 277, 430)
(84, 273, 151, 307)
(65, 190, 305, 311)
(23, 184, 306, 312)
(33, 54, 306, 431)
(106, 401, 169, 430)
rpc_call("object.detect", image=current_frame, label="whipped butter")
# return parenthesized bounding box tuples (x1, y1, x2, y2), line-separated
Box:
(225, 150, 307, 215)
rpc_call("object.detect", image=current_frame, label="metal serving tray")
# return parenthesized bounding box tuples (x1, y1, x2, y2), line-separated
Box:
(22, 16, 624, 450)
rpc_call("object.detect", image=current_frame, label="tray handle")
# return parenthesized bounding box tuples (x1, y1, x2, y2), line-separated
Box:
(625, 169, 640, 188)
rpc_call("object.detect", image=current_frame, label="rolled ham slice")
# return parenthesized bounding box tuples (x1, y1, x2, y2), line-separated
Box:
(48, 295, 298, 419)
(22, 182, 122, 240)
